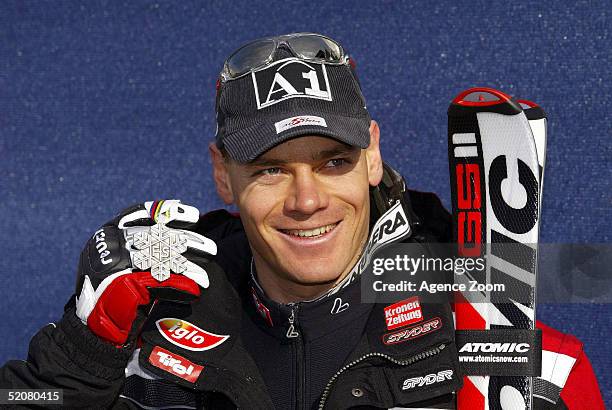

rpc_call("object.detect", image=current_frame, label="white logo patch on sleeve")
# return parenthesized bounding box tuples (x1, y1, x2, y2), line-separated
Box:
(274, 115, 327, 134)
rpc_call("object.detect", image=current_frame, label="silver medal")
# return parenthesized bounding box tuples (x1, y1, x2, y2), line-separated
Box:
(125, 223, 189, 282)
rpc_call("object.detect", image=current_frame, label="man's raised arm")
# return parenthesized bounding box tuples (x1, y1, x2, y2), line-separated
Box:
(0, 200, 216, 407)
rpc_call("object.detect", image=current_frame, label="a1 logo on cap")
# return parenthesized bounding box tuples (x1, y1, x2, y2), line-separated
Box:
(252, 58, 332, 109)
(156, 318, 229, 351)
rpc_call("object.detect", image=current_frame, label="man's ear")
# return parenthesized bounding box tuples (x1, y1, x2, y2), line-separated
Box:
(366, 120, 383, 187)
(209, 143, 234, 204)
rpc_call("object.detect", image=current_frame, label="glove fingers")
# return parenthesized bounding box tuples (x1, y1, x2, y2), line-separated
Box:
(116, 200, 188, 228)
(179, 230, 218, 256)
(115, 199, 198, 228)
(148, 286, 199, 303)
(117, 208, 153, 229)
(138, 272, 202, 299)
(153, 200, 200, 226)
(113, 199, 202, 228)
(180, 260, 210, 289)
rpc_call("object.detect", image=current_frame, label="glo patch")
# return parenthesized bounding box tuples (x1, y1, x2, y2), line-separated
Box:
(156, 318, 229, 351)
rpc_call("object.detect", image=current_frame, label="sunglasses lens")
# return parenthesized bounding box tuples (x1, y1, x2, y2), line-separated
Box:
(289, 35, 343, 62)
(226, 39, 276, 78)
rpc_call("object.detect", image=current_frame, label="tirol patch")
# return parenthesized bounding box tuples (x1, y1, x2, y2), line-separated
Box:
(383, 317, 442, 345)
(252, 58, 332, 109)
(384, 296, 423, 330)
(275, 115, 327, 134)
(401, 369, 454, 391)
(250, 288, 273, 327)
(156, 318, 229, 351)
(149, 346, 203, 383)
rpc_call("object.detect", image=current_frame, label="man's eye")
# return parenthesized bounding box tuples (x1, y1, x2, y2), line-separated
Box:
(259, 167, 282, 176)
(325, 158, 348, 168)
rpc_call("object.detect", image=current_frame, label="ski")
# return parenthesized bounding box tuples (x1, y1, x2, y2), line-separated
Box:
(449, 88, 544, 409)
(518, 99, 547, 195)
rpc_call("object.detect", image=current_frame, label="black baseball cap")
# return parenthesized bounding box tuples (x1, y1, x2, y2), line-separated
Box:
(214, 33, 372, 163)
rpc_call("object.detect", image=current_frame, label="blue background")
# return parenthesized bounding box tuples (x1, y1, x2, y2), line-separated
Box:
(1, 0, 610, 406)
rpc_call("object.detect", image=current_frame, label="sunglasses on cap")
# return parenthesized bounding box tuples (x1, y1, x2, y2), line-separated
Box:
(220, 32, 350, 82)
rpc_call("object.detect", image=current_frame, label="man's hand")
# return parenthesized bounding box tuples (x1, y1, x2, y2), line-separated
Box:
(74, 200, 216, 346)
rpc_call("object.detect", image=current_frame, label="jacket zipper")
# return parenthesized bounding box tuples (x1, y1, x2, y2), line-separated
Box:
(287, 305, 305, 409)
(317, 343, 447, 410)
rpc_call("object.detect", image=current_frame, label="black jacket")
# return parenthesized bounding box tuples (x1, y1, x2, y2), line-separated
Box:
(0, 189, 462, 409)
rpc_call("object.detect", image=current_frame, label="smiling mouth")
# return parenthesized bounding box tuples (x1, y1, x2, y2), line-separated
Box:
(279, 222, 339, 239)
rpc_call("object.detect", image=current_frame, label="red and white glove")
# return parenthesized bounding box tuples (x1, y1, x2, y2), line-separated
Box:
(74, 200, 216, 346)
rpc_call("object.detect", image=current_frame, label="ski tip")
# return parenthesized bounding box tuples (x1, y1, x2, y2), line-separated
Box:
(449, 87, 523, 116)
(517, 99, 539, 109)
(517, 99, 547, 120)
(452, 87, 512, 107)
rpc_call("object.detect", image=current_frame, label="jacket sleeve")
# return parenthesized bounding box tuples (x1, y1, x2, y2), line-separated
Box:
(558, 349, 605, 409)
(535, 321, 606, 410)
(0, 306, 133, 408)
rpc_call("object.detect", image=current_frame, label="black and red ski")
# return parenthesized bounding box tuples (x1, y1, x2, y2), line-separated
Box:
(449, 88, 546, 410)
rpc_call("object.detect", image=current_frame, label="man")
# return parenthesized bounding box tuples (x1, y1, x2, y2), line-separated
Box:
(0, 33, 604, 409)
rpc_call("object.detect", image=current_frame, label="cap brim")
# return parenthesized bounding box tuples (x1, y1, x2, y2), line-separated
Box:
(222, 112, 371, 163)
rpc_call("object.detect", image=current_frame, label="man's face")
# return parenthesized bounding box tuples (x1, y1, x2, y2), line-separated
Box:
(211, 123, 382, 300)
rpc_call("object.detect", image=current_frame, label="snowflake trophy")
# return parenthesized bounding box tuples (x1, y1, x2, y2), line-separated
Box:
(125, 223, 189, 282)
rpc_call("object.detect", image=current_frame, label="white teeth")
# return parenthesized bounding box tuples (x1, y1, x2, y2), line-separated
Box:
(285, 223, 337, 238)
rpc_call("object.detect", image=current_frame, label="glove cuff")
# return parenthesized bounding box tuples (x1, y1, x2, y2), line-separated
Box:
(55, 307, 134, 381)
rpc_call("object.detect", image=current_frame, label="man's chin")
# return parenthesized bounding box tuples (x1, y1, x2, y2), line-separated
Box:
(281, 262, 349, 287)
(291, 274, 339, 287)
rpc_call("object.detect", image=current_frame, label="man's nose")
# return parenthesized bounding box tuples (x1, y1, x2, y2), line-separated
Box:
(284, 168, 329, 215)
